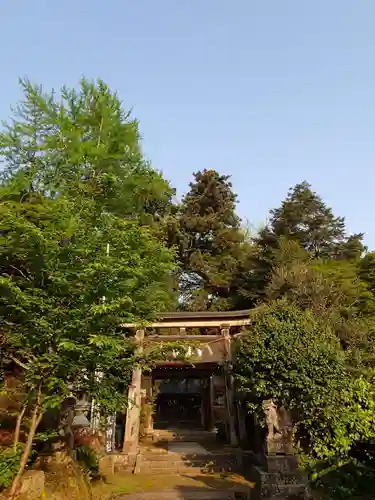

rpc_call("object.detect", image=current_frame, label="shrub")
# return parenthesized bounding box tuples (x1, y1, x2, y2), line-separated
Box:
(75, 444, 100, 481)
(0, 446, 23, 490)
(233, 300, 375, 459)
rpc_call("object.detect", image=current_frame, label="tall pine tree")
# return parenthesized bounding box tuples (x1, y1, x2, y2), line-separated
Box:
(258, 181, 364, 259)
(176, 169, 249, 311)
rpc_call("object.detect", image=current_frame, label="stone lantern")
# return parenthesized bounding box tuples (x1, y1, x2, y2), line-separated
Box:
(72, 400, 91, 429)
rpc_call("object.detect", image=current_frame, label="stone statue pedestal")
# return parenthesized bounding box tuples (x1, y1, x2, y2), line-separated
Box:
(251, 402, 310, 500)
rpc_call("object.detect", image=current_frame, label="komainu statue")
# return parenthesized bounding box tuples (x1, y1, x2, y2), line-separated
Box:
(262, 399, 280, 442)
(261, 399, 293, 455)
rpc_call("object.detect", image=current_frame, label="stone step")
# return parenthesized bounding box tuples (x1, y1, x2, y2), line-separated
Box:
(114, 461, 238, 475)
(138, 459, 238, 474)
(102, 451, 241, 476)
(114, 464, 134, 474)
(137, 452, 240, 473)
(138, 466, 237, 475)
(140, 452, 238, 462)
(112, 466, 236, 475)
(141, 459, 235, 467)
(265, 487, 309, 500)
(151, 430, 218, 443)
(112, 489, 245, 499)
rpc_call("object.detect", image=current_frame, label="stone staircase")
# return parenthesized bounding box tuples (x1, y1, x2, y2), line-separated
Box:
(102, 429, 251, 499)
(102, 448, 242, 476)
(102, 429, 311, 500)
(134, 447, 241, 475)
(135, 428, 242, 476)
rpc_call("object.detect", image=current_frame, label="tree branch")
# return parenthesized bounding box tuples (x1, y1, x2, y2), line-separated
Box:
(9, 356, 28, 370)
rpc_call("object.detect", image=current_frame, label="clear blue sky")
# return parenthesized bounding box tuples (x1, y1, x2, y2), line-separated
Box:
(1, 1, 374, 246)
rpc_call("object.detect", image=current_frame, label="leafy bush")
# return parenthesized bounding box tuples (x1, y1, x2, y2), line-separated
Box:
(304, 458, 375, 500)
(305, 375, 375, 458)
(0, 446, 23, 490)
(233, 300, 375, 459)
(75, 444, 100, 480)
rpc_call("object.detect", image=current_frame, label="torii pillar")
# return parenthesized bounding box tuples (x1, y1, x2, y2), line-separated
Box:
(123, 329, 144, 453)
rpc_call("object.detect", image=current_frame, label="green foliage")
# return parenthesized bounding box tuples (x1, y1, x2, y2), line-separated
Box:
(0, 446, 23, 490)
(265, 239, 337, 314)
(306, 375, 375, 458)
(305, 458, 375, 500)
(359, 251, 375, 296)
(263, 238, 375, 362)
(0, 192, 175, 413)
(234, 301, 375, 459)
(312, 258, 372, 311)
(248, 182, 367, 305)
(75, 445, 100, 481)
(234, 300, 345, 408)
(0, 78, 174, 225)
(175, 169, 255, 310)
(0, 79, 178, 491)
(258, 181, 351, 258)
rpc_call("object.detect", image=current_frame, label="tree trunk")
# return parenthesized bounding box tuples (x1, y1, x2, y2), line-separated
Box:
(13, 404, 27, 452)
(8, 386, 43, 500)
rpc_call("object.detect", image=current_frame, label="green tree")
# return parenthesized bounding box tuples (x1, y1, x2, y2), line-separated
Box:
(0, 78, 174, 226)
(0, 190, 176, 497)
(243, 182, 367, 305)
(0, 79, 178, 497)
(258, 181, 364, 259)
(176, 169, 249, 311)
(359, 252, 375, 296)
(264, 239, 375, 359)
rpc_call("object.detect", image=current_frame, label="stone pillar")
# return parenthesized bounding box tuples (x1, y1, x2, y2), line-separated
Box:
(123, 329, 144, 453)
(142, 374, 153, 435)
(221, 326, 238, 446)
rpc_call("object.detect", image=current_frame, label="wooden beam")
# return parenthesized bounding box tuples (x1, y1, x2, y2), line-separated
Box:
(156, 309, 251, 320)
(121, 318, 251, 329)
(144, 335, 221, 342)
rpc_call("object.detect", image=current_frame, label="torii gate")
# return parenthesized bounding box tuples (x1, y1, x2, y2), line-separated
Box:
(120, 309, 251, 453)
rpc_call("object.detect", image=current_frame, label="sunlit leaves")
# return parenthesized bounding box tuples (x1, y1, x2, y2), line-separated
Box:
(233, 301, 375, 459)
